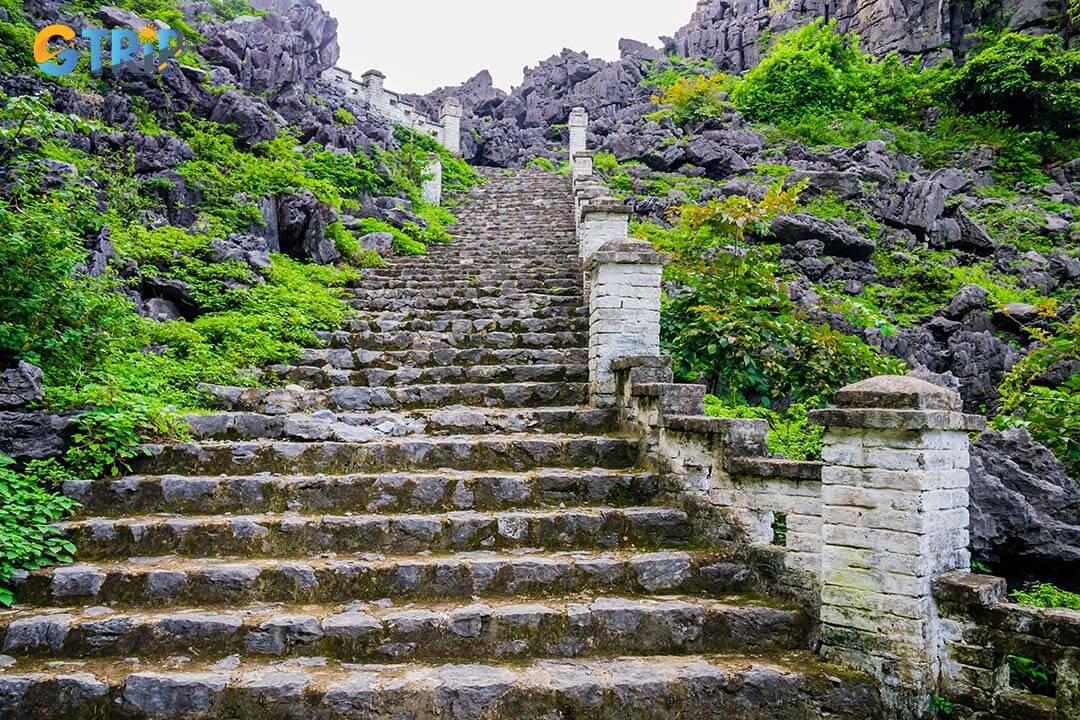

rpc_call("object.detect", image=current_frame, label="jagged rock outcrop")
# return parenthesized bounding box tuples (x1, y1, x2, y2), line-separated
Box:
(666, 0, 1062, 73)
(970, 428, 1080, 589)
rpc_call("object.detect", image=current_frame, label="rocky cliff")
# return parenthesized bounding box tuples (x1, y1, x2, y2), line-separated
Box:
(667, 0, 1064, 72)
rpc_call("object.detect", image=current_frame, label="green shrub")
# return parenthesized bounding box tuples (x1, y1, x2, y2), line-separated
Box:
(333, 107, 356, 126)
(953, 33, 1080, 137)
(0, 456, 79, 606)
(527, 156, 557, 172)
(1012, 582, 1080, 611)
(995, 320, 1079, 477)
(705, 398, 825, 460)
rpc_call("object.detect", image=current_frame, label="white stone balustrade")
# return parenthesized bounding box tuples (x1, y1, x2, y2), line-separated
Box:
(421, 154, 442, 206)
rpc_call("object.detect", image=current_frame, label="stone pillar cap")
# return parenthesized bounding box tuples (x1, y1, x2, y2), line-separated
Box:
(440, 97, 463, 113)
(586, 238, 670, 268)
(574, 149, 597, 158)
(834, 375, 961, 411)
(580, 197, 631, 217)
(362, 69, 386, 79)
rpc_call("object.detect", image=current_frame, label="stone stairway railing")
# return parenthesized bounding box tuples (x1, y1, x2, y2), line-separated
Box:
(567, 106, 1080, 720)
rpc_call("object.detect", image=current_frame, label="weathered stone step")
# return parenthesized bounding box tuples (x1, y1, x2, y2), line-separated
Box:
(315, 329, 586, 352)
(0, 652, 882, 720)
(13, 550, 742, 607)
(298, 347, 588, 371)
(357, 306, 589, 321)
(265, 361, 588, 389)
(64, 469, 661, 517)
(0, 594, 805, 663)
(187, 406, 610, 441)
(132, 434, 639, 476)
(60, 505, 690, 561)
(348, 286, 582, 302)
(353, 294, 584, 312)
(199, 381, 589, 413)
(363, 266, 580, 279)
(339, 316, 586, 336)
(357, 278, 582, 291)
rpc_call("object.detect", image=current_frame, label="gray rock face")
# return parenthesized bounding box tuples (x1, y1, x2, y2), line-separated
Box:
(208, 90, 278, 147)
(667, 0, 1060, 73)
(970, 428, 1080, 590)
(209, 234, 272, 271)
(769, 214, 875, 260)
(276, 190, 340, 265)
(201, 0, 339, 102)
(0, 362, 44, 409)
(0, 411, 71, 461)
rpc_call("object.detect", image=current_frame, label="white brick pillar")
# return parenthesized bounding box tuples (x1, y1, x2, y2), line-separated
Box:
(439, 97, 463, 156)
(578, 198, 630, 262)
(421, 153, 442, 206)
(569, 107, 588, 165)
(573, 149, 595, 179)
(809, 376, 986, 716)
(587, 239, 669, 408)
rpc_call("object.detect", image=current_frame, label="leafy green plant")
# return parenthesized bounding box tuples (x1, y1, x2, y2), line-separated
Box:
(333, 107, 356, 126)
(0, 456, 79, 606)
(1011, 582, 1080, 612)
(930, 695, 954, 716)
(527, 156, 557, 172)
(651, 73, 730, 125)
(1008, 655, 1055, 696)
(996, 320, 1079, 478)
(705, 397, 825, 460)
(953, 33, 1080, 137)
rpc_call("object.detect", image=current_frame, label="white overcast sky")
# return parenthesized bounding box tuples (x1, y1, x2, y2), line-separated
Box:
(318, 1, 698, 94)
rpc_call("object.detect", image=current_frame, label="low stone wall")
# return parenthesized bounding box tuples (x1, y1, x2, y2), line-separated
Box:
(566, 105, 1080, 719)
(936, 573, 1080, 719)
(322, 67, 461, 155)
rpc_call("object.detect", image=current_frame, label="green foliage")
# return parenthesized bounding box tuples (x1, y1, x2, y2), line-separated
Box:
(730, 20, 943, 126)
(651, 74, 730, 126)
(996, 320, 1080, 478)
(1012, 582, 1080, 611)
(930, 696, 954, 717)
(391, 125, 481, 196)
(641, 56, 719, 90)
(527, 156, 557, 172)
(327, 221, 385, 268)
(1008, 655, 1055, 696)
(0, 0, 35, 75)
(333, 107, 356, 126)
(354, 218, 426, 256)
(0, 456, 79, 606)
(953, 33, 1080, 137)
(705, 398, 825, 460)
(593, 151, 619, 174)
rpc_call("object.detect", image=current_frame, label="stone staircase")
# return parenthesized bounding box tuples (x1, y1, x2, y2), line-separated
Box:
(0, 168, 882, 719)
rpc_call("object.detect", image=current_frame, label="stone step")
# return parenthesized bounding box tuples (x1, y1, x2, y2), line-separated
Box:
(356, 306, 590, 321)
(0, 652, 883, 720)
(59, 506, 691, 561)
(132, 434, 639, 476)
(297, 347, 588, 371)
(12, 550, 742, 607)
(64, 469, 662, 517)
(338, 316, 586, 336)
(0, 594, 806, 663)
(351, 294, 584, 312)
(199, 382, 590, 413)
(363, 266, 580, 278)
(315, 329, 586, 352)
(357, 278, 582, 292)
(348, 286, 582, 302)
(264, 361, 588, 389)
(187, 406, 611, 441)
